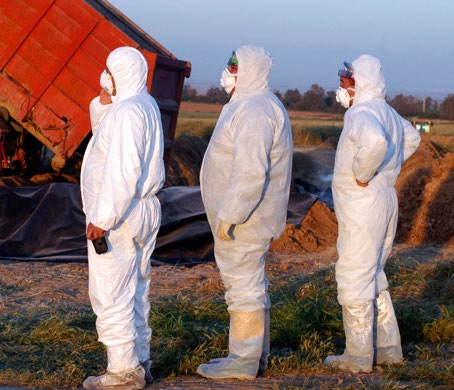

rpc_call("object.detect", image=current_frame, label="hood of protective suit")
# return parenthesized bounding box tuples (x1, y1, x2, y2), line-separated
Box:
(234, 45, 272, 95)
(352, 55, 386, 105)
(107, 46, 148, 100)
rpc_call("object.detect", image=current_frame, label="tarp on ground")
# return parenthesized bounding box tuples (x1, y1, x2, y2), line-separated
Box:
(0, 184, 316, 265)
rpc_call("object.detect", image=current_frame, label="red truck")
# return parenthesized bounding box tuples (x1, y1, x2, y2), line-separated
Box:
(0, 0, 191, 173)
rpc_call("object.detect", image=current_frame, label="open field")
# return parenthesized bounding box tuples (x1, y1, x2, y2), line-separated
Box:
(178, 102, 454, 152)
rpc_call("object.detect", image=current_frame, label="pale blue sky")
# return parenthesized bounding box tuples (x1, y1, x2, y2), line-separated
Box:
(109, 0, 454, 100)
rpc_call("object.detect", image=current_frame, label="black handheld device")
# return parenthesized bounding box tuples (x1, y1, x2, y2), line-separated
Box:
(93, 237, 108, 255)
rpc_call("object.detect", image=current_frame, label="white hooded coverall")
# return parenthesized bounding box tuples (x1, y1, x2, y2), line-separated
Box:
(325, 55, 420, 372)
(200, 46, 293, 314)
(81, 47, 165, 373)
(332, 55, 420, 306)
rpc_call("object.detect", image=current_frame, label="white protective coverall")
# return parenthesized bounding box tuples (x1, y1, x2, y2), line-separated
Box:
(197, 45, 293, 379)
(325, 55, 420, 372)
(81, 47, 164, 384)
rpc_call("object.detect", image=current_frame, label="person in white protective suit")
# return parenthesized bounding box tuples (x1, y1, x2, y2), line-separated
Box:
(80, 46, 165, 389)
(324, 55, 421, 373)
(196, 46, 293, 380)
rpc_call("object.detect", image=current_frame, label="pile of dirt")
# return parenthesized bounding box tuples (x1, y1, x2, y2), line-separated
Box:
(280, 134, 453, 253)
(281, 135, 453, 253)
(395, 134, 453, 246)
(270, 200, 338, 253)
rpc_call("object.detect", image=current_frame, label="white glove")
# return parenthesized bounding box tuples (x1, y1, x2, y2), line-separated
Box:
(217, 220, 234, 241)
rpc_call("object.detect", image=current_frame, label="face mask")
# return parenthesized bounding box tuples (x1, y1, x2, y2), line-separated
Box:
(336, 87, 354, 108)
(100, 70, 115, 95)
(220, 68, 237, 94)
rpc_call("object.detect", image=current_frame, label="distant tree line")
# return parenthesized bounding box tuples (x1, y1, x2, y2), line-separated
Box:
(182, 83, 454, 119)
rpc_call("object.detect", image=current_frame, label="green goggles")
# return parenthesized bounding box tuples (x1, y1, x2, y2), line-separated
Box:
(227, 51, 238, 66)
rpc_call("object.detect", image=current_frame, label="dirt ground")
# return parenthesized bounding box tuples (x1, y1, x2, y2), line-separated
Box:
(0, 134, 453, 389)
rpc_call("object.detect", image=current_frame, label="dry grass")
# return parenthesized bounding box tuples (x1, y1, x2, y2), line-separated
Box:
(177, 103, 454, 151)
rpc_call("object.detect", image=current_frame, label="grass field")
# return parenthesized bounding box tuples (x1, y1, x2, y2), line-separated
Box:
(177, 102, 454, 151)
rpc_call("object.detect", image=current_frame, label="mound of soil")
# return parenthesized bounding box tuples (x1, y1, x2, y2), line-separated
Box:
(275, 134, 453, 253)
(288, 134, 453, 252)
(282, 134, 453, 253)
(270, 200, 338, 253)
(395, 134, 453, 246)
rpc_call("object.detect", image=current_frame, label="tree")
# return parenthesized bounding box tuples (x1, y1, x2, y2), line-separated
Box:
(182, 83, 199, 102)
(204, 86, 229, 104)
(282, 89, 302, 109)
(325, 90, 346, 113)
(440, 94, 454, 119)
(389, 94, 422, 116)
(273, 89, 283, 102)
(181, 82, 442, 117)
(389, 94, 406, 113)
(297, 84, 326, 111)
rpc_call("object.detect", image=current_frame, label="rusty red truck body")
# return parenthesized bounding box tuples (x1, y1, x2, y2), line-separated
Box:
(0, 0, 191, 173)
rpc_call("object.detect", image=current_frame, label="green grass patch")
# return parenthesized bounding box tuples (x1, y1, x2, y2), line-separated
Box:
(291, 124, 342, 146)
(0, 256, 452, 388)
(178, 111, 220, 120)
(176, 117, 343, 146)
(432, 121, 454, 136)
(176, 114, 454, 152)
(175, 119, 216, 141)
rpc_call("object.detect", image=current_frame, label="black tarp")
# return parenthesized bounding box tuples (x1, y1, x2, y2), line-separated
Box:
(0, 184, 316, 265)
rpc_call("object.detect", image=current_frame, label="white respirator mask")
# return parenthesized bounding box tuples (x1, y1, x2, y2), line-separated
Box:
(100, 70, 115, 95)
(220, 68, 237, 94)
(336, 87, 354, 108)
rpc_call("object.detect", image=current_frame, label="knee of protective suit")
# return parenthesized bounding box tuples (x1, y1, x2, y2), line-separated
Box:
(225, 289, 270, 312)
(336, 266, 377, 306)
(222, 271, 269, 312)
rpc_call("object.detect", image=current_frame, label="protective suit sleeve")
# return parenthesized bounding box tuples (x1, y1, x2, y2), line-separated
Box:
(92, 105, 147, 230)
(90, 97, 111, 133)
(401, 119, 421, 162)
(217, 106, 274, 225)
(349, 111, 388, 184)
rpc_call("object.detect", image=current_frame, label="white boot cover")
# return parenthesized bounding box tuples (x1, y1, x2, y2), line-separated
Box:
(375, 290, 403, 365)
(209, 308, 270, 374)
(197, 310, 265, 379)
(83, 365, 145, 390)
(83, 334, 145, 389)
(106, 342, 140, 374)
(324, 303, 374, 373)
(259, 308, 270, 374)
